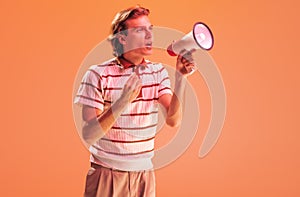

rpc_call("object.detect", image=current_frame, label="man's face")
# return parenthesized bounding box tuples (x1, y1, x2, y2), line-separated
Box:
(122, 15, 153, 56)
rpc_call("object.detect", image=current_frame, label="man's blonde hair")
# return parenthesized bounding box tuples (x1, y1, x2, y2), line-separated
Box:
(108, 5, 150, 57)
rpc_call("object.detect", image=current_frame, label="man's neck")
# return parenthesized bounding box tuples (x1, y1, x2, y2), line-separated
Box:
(122, 53, 144, 66)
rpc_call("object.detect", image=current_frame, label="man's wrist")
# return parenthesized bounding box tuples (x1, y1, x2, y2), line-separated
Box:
(175, 72, 187, 87)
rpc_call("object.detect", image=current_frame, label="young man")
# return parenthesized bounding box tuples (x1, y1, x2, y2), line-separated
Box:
(74, 5, 195, 197)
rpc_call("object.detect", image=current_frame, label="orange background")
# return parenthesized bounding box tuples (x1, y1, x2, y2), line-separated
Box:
(1, 0, 300, 196)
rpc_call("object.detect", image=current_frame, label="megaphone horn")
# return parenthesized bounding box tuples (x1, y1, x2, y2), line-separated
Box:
(167, 22, 214, 56)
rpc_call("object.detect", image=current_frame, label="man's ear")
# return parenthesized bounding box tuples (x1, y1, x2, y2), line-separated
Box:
(117, 34, 127, 45)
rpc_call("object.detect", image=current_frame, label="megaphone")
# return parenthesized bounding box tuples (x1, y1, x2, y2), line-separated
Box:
(167, 22, 214, 56)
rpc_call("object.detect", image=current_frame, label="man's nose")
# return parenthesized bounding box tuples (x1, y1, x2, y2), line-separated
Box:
(145, 29, 152, 39)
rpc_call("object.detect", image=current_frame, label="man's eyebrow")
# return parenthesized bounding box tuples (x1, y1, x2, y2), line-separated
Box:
(131, 25, 154, 29)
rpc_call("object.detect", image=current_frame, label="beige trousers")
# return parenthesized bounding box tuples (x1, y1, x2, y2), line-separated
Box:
(84, 163, 155, 197)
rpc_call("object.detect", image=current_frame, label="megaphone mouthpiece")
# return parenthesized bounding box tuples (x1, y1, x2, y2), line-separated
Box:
(167, 44, 178, 56)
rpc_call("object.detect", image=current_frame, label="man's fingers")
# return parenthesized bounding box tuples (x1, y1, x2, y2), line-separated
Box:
(132, 77, 142, 90)
(176, 49, 197, 76)
(125, 73, 142, 92)
(126, 73, 138, 87)
(184, 64, 196, 75)
(182, 56, 194, 63)
(178, 49, 196, 64)
(125, 73, 135, 85)
(185, 63, 196, 70)
(190, 48, 196, 53)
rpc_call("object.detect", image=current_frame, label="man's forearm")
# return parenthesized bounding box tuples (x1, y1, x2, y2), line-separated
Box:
(166, 74, 187, 127)
(82, 73, 142, 145)
(82, 98, 129, 145)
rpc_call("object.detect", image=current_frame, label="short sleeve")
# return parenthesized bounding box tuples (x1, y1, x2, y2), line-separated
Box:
(74, 66, 104, 111)
(158, 65, 173, 97)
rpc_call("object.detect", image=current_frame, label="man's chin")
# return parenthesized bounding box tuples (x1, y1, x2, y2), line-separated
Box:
(143, 48, 153, 55)
(128, 48, 153, 56)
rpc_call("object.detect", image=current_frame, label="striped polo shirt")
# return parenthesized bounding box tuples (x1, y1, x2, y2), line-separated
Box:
(74, 57, 173, 171)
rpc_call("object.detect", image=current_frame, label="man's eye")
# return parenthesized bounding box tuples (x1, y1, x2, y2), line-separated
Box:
(136, 28, 144, 32)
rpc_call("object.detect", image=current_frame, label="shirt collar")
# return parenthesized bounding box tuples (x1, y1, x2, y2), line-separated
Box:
(116, 56, 149, 69)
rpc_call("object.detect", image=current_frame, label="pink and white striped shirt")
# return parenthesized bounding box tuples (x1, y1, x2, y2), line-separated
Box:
(74, 58, 172, 171)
